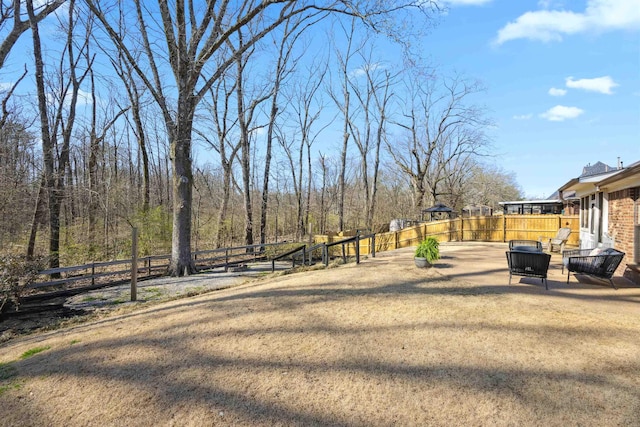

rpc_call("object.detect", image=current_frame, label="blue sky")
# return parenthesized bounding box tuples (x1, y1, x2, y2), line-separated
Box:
(2, 0, 638, 201)
(424, 0, 640, 198)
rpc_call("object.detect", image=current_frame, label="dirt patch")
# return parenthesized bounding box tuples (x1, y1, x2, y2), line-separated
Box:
(1, 262, 293, 342)
(0, 243, 638, 426)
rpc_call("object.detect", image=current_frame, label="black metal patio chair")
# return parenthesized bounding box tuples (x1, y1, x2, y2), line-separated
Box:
(506, 250, 552, 290)
(562, 247, 625, 289)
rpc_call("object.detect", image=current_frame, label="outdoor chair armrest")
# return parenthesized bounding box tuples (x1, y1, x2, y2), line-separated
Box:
(509, 240, 543, 251)
(562, 248, 592, 258)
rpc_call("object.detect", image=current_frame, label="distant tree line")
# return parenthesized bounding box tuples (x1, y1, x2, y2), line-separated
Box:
(0, 0, 521, 273)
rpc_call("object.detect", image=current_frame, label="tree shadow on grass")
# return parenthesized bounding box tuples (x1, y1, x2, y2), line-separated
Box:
(3, 308, 639, 426)
(2, 243, 639, 424)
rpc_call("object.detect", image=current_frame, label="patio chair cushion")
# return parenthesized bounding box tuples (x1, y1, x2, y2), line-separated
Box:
(589, 247, 603, 256)
(601, 247, 618, 255)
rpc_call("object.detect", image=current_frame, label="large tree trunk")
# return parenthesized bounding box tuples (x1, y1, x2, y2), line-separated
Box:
(27, 0, 56, 270)
(338, 99, 349, 232)
(216, 160, 233, 248)
(26, 173, 47, 259)
(319, 155, 327, 234)
(169, 115, 195, 276)
(260, 102, 277, 247)
(168, 79, 196, 274)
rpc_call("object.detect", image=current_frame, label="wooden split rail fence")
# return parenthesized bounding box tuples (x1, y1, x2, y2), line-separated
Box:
(29, 242, 291, 292)
(26, 214, 578, 294)
(28, 236, 379, 294)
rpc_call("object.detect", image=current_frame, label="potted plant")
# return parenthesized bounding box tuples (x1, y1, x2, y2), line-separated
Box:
(414, 237, 440, 268)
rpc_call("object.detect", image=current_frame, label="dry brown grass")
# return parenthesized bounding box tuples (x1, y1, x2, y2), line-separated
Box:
(0, 243, 639, 426)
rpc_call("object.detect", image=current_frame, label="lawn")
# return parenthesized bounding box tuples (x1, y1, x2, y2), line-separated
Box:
(0, 243, 638, 426)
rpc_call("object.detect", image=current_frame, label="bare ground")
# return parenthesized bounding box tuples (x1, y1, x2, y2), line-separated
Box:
(0, 242, 639, 426)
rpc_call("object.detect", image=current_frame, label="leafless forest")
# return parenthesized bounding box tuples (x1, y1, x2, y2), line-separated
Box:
(0, 1, 521, 273)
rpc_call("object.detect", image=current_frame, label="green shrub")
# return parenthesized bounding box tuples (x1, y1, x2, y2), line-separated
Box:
(415, 237, 440, 263)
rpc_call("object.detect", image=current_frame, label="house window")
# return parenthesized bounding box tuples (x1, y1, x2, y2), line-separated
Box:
(581, 196, 589, 228)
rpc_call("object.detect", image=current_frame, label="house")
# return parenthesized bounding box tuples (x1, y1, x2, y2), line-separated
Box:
(499, 197, 564, 215)
(558, 160, 640, 284)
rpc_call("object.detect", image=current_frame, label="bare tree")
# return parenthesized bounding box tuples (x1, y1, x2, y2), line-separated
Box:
(388, 73, 491, 212)
(0, 0, 64, 69)
(347, 48, 396, 230)
(85, 70, 128, 257)
(84, 0, 436, 274)
(291, 61, 328, 239)
(259, 16, 309, 247)
(108, 43, 150, 213)
(0, 65, 27, 129)
(327, 18, 358, 232)
(0, 118, 38, 247)
(27, 0, 92, 268)
(230, 31, 272, 247)
(464, 163, 523, 212)
(196, 78, 241, 248)
(317, 152, 329, 234)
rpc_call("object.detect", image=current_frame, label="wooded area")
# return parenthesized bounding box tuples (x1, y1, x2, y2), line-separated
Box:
(0, 0, 522, 275)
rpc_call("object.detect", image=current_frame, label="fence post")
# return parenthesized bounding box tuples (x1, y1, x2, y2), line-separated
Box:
(503, 216, 507, 242)
(91, 263, 95, 286)
(371, 234, 376, 258)
(355, 235, 360, 264)
(131, 227, 138, 302)
(224, 248, 229, 272)
(323, 245, 329, 266)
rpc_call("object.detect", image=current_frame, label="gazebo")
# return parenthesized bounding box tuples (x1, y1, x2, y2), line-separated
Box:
(421, 203, 454, 222)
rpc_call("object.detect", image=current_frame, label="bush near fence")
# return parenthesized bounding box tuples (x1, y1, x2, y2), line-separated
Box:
(315, 215, 579, 257)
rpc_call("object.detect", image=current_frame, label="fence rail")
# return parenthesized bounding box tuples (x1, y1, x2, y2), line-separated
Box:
(316, 215, 579, 257)
(25, 214, 578, 295)
(28, 242, 292, 291)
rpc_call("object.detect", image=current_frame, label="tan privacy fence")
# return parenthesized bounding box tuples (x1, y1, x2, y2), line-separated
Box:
(315, 215, 580, 257)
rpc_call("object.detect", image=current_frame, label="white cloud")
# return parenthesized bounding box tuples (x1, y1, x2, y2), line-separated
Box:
(565, 76, 619, 94)
(250, 127, 267, 137)
(77, 89, 95, 105)
(46, 89, 95, 107)
(513, 114, 533, 120)
(495, 0, 640, 44)
(349, 62, 385, 78)
(548, 87, 567, 96)
(540, 105, 584, 121)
